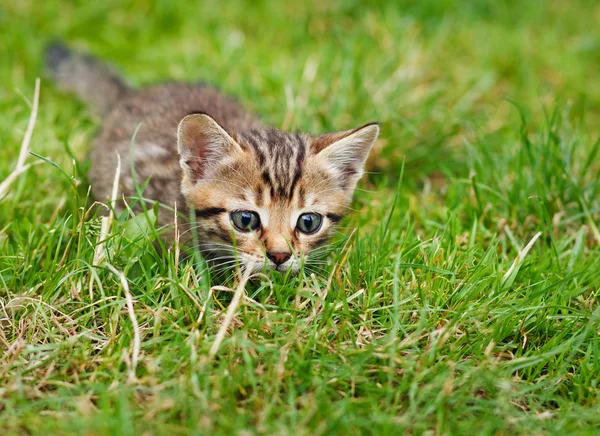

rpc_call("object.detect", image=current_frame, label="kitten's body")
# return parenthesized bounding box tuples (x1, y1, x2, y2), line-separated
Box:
(46, 42, 379, 273)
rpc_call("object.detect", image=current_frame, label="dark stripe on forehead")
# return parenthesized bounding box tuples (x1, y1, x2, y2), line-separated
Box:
(255, 184, 264, 207)
(194, 207, 226, 218)
(288, 168, 302, 199)
(297, 186, 306, 208)
(245, 133, 265, 166)
(295, 132, 306, 166)
(262, 170, 271, 185)
(276, 185, 288, 198)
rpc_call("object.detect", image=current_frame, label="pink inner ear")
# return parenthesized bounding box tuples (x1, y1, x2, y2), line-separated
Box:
(179, 113, 243, 183)
(184, 125, 212, 181)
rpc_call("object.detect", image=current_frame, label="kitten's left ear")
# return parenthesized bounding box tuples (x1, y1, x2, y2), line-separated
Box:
(312, 122, 380, 186)
(177, 113, 243, 185)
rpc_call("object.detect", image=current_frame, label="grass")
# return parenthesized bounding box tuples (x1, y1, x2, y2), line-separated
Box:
(1, 0, 600, 433)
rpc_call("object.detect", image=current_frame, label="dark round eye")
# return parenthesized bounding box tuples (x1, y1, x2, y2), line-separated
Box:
(296, 213, 322, 234)
(231, 211, 261, 232)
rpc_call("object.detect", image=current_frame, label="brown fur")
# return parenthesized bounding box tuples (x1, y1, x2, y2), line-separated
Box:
(45, 42, 379, 273)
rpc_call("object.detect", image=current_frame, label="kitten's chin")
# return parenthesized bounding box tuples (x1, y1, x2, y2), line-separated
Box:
(202, 249, 301, 276)
(278, 260, 300, 274)
(243, 258, 300, 275)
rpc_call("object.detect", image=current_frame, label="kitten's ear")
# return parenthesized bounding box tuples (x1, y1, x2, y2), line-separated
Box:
(312, 122, 380, 186)
(177, 113, 243, 183)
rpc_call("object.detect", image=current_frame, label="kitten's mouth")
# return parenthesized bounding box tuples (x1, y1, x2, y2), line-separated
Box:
(249, 259, 295, 274)
(201, 248, 298, 274)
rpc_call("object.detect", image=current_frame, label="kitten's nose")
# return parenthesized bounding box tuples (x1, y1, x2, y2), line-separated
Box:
(267, 251, 291, 265)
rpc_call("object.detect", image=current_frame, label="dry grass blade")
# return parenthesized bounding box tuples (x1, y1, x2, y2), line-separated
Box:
(208, 267, 253, 359)
(93, 152, 122, 266)
(106, 264, 141, 384)
(502, 231, 543, 289)
(0, 78, 40, 200)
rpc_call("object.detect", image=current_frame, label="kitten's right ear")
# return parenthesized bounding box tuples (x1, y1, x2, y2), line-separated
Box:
(312, 122, 380, 189)
(177, 113, 243, 184)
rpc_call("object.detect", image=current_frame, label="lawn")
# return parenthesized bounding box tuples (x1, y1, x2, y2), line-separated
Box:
(1, 0, 600, 434)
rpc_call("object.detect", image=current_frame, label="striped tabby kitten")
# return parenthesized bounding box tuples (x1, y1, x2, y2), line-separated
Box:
(46, 42, 379, 273)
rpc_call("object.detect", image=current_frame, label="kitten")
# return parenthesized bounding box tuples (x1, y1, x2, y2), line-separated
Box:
(45, 42, 379, 274)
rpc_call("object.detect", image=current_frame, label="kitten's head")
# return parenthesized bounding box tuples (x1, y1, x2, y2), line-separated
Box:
(177, 113, 379, 274)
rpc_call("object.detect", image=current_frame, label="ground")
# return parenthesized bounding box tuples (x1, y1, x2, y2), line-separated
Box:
(1, 0, 600, 434)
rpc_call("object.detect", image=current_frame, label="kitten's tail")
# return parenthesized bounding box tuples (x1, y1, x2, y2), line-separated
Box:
(45, 41, 129, 116)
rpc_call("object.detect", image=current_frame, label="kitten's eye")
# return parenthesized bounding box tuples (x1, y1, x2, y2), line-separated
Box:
(296, 213, 322, 234)
(231, 211, 261, 232)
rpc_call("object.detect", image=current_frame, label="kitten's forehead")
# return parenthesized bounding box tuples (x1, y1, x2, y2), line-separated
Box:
(240, 128, 306, 200)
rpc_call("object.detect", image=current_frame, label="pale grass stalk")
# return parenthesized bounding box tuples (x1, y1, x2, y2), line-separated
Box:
(173, 201, 180, 274)
(92, 152, 122, 267)
(502, 231, 543, 289)
(196, 287, 214, 326)
(0, 78, 40, 200)
(106, 264, 141, 384)
(208, 267, 252, 359)
(333, 288, 365, 311)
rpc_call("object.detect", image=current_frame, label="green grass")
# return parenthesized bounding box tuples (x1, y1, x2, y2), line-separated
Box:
(1, 0, 600, 434)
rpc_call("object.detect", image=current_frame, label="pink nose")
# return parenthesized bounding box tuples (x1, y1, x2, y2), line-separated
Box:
(267, 252, 291, 265)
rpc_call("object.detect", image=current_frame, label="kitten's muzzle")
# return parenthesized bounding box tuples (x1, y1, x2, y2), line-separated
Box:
(267, 251, 291, 266)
